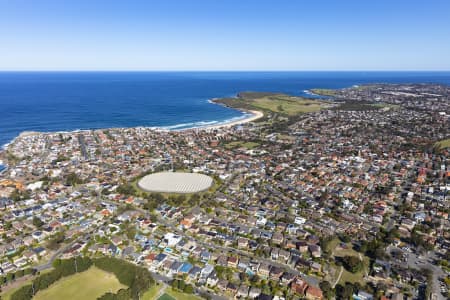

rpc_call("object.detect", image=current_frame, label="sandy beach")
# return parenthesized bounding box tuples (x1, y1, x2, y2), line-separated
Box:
(191, 110, 264, 131)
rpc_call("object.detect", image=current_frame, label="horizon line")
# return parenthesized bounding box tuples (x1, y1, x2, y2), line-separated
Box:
(1, 69, 450, 72)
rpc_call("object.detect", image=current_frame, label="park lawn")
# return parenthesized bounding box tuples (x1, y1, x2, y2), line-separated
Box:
(310, 89, 338, 96)
(241, 142, 260, 149)
(331, 242, 370, 285)
(333, 245, 360, 257)
(435, 138, 450, 149)
(339, 267, 366, 284)
(224, 141, 260, 150)
(158, 294, 176, 300)
(213, 92, 328, 116)
(142, 284, 163, 300)
(166, 288, 202, 300)
(328, 260, 369, 286)
(1, 288, 16, 300)
(339, 255, 370, 285)
(33, 267, 127, 300)
(251, 96, 324, 115)
(142, 285, 200, 300)
(324, 238, 340, 254)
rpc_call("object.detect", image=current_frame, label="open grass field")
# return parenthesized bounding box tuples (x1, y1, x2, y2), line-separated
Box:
(332, 243, 370, 285)
(142, 284, 163, 300)
(310, 89, 338, 96)
(338, 263, 368, 284)
(325, 238, 370, 285)
(435, 138, 450, 149)
(224, 141, 260, 150)
(142, 285, 201, 300)
(166, 288, 202, 300)
(158, 294, 176, 300)
(249, 95, 325, 115)
(32, 267, 127, 300)
(333, 245, 361, 257)
(213, 92, 329, 116)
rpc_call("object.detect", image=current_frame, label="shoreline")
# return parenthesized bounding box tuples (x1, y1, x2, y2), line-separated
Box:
(0, 82, 376, 151)
(180, 109, 264, 131)
(0, 90, 271, 152)
(0, 109, 264, 151)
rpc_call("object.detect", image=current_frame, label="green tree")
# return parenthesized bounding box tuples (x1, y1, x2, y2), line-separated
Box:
(10, 284, 33, 300)
(47, 232, 65, 250)
(341, 255, 363, 273)
(33, 217, 44, 228)
(336, 283, 355, 300)
(116, 184, 136, 196)
(183, 284, 194, 294)
(320, 281, 334, 299)
(65, 172, 82, 186)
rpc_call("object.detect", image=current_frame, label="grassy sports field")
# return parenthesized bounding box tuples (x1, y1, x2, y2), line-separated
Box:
(33, 266, 127, 300)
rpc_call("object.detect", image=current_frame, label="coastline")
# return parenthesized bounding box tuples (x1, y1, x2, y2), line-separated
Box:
(303, 89, 334, 99)
(2, 72, 450, 151)
(0, 84, 340, 150)
(0, 107, 264, 151)
(190, 109, 263, 131)
(303, 89, 324, 98)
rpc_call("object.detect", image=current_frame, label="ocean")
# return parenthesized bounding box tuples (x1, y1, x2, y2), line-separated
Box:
(1, 71, 450, 148)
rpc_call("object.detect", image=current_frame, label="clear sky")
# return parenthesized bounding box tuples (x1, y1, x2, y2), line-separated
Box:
(1, 0, 449, 71)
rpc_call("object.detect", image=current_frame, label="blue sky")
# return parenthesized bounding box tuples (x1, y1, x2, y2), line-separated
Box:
(0, 0, 449, 71)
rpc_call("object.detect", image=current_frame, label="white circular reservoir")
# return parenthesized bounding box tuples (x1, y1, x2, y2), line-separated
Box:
(137, 172, 213, 193)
